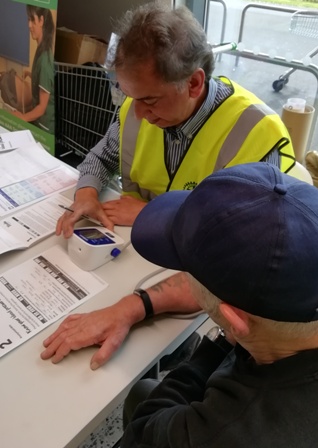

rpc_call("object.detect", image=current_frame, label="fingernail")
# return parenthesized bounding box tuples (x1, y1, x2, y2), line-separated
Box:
(90, 362, 99, 371)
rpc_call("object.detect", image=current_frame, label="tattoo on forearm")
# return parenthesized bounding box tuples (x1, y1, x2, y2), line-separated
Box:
(150, 273, 188, 294)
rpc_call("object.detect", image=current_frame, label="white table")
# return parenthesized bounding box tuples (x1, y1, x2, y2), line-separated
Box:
(0, 151, 207, 448)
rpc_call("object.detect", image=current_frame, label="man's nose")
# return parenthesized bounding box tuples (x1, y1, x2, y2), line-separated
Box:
(134, 100, 150, 120)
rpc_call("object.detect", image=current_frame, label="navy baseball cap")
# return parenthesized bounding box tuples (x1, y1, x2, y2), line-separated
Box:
(131, 162, 318, 322)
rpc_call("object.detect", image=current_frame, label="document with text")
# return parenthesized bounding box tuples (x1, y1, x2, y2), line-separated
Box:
(0, 194, 73, 254)
(0, 245, 108, 358)
(0, 165, 78, 216)
(0, 130, 36, 152)
(0, 142, 62, 188)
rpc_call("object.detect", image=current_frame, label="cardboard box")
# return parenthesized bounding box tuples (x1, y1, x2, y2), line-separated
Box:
(55, 28, 108, 65)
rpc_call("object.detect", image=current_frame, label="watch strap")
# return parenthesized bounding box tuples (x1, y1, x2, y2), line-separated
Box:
(133, 288, 154, 319)
(206, 326, 233, 353)
(214, 333, 233, 353)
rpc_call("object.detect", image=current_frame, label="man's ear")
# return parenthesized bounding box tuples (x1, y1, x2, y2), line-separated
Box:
(219, 303, 250, 339)
(188, 68, 205, 98)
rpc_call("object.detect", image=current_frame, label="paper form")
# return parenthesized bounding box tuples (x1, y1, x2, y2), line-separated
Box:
(0, 245, 108, 358)
(0, 142, 61, 188)
(0, 194, 73, 254)
(0, 165, 78, 216)
(0, 130, 36, 152)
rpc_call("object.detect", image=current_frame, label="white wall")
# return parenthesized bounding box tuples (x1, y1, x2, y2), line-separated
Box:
(57, 0, 171, 41)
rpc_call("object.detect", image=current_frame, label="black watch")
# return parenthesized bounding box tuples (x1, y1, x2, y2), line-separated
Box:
(133, 288, 154, 319)
(205, 326, 233, 352)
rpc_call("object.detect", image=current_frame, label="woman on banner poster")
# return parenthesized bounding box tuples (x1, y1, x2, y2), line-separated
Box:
(12, 6, 55, 134)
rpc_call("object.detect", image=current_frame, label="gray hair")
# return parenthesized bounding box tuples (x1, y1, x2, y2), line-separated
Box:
(112, 1, 214, 83)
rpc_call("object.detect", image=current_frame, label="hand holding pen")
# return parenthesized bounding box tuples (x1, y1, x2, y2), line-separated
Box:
(58, 205, 105, 227)
(56, 188, 115, 238)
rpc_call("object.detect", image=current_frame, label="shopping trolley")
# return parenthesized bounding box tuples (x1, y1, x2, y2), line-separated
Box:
(54, 62, 125, 158)
(272, 10, 318, 92)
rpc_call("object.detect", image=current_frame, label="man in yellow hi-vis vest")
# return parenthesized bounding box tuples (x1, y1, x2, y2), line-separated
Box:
(43, 3, 296, 370)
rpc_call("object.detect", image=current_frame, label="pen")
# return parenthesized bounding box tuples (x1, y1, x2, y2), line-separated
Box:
(58, 204, 104, 227)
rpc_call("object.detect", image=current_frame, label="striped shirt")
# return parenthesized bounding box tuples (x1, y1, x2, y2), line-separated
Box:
(77, 77, 279, 192)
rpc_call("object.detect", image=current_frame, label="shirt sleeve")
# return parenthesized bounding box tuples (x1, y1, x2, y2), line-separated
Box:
(76, 117, 120, 193)
(121, 336, 233, 448)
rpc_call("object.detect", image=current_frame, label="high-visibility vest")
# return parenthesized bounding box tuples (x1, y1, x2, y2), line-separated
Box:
(119, 77, 295, 200)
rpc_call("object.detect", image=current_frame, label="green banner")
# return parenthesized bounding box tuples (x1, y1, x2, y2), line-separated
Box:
(0, 0, 57, 155)
(13, 0, 57, 10)
(0, 111, 55, 155)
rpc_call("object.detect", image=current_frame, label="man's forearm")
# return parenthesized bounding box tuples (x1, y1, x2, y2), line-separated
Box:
(120, 272, 201, 325)
(145, 272, 201, 316)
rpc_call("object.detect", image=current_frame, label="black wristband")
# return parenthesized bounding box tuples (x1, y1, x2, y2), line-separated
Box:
(133, 288, 154, 319)
(205, 327, 233, 354)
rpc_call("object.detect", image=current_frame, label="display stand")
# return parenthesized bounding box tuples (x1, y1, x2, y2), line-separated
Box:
(0, 0, 58, 155)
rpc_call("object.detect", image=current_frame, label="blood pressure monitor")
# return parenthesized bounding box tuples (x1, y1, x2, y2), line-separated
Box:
(68, 226, 125, 271)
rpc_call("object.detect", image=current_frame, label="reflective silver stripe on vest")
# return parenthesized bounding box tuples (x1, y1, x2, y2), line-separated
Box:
(121, 101, 156, 200)
(213, 103, 276, 172)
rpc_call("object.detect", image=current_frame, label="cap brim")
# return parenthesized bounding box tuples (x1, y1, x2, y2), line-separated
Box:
(131, 190, 191, 270)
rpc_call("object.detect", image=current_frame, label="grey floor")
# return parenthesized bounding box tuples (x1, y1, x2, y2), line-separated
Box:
(207, 0, 318, 151)
(78, 403, 124, 448)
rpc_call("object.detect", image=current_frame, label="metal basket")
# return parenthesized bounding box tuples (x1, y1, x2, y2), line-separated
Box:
(272, 10, 318, 92)
(54, 62, 124, 158)
(290, 10, 318, 39)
